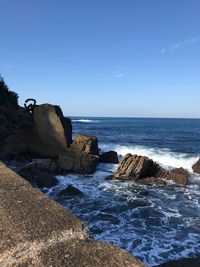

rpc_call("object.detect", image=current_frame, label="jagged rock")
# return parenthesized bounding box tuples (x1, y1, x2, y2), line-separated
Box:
(192, 158, 200, 174)
(59, 185, 83, 196)
(100, 151, 119, 164)
(112, 154, 168, 181)
(71, 133, 99, 155)
(58, 151, 99, 174)
(167, 167, 189, 186)
(138, 177, 166, 186)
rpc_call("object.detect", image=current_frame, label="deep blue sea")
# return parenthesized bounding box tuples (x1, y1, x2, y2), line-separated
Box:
(48, 117, 200, 266)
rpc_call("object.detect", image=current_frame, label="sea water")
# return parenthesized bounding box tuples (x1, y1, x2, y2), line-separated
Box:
(48, 118, 200, 266)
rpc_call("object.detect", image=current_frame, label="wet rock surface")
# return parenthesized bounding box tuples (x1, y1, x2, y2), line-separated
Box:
(59, 185, 83, 196)
(167, 167, 189, 186)
(111, 154, 168, 182)
(192, 158, 200, 174)
(100, 150, 119, 164)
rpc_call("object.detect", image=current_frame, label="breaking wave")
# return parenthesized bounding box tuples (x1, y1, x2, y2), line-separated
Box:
(100, 143, 199, 171)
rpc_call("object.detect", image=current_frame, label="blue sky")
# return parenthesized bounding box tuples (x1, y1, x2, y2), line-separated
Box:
(1, 0, 200, 117)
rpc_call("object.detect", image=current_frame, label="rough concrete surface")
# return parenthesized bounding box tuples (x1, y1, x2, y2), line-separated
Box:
(0, 162, 146, 267)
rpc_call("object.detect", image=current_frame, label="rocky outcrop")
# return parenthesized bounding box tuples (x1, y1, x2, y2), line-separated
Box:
(110, 154, 190, 186)
(0, 161, 146, 267)
(100, 151, 119, 164)
(59, 185, 83, 196)
(71, 133, 99, 155)
(58, 151, 99, 174)
(167, 167, 189, 186)
(18, 159, 59, 188)
(192, 158, 200, 174)
(29, 104, 72, 157)
(111, 154, 168, 182)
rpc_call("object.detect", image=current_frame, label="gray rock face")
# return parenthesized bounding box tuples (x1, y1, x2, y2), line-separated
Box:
(100, 151, 119, 164)
(192, 158, 200, 174)
(71, 133, 99, 155)
(58, 151, 99, 174)
(112, 154, 168, 181)
(167, 167, 189, 186)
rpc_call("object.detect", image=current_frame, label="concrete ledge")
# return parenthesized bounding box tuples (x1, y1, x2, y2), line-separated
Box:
(0, 162, 146, 267)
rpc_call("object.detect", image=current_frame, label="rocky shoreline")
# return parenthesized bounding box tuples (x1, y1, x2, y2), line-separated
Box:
(1, 78, 200, 266)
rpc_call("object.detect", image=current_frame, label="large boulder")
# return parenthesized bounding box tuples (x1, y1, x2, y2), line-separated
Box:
(100, 151, 119, 164)
(192, 158, 200, 174)
(167, 167, 189, 186)
(29, 104, 72, 157)
(58, 150, 99, 174)
(111, 154, 168, 181)
(71, 133, 99, 155)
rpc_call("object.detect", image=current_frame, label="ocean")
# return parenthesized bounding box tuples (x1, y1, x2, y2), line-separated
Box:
(47, 117, 200, 266)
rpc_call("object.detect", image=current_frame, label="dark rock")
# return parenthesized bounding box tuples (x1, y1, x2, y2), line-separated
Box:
(59, 185, 83, 196)
(112, 154, 168, 181)
(100, 151, 119, 164)
(155, 257, 200, 267)
(58, 151, 99, 174)
(71, 133, 99, 156)
(167, 167, 189, 186)
(17, 159, 59, 188)
(192, 158, 200, 174)
(137, 177, 166, 186)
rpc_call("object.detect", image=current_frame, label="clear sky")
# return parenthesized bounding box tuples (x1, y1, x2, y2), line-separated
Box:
(1, 0, 200, 118)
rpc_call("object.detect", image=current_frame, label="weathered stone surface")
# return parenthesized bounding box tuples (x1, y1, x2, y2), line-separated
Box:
(58, 150, 99, 174)
(192, 158, 200, 174)
(113, 154, 168, 181)
(167, 167, 189, 186)
(155, 257, 200, 267)
(59, 185, 83, 196)
(0, 161, 146, 267)
(138, 177, 166, 186)
(29, 104, 72, 157)
(100, 151, 119, 164)
(71, 133, 99, 155)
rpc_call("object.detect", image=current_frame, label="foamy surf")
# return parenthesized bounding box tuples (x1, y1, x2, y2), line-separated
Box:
(100, 143, 199, 171)
(72, 119, 99, 123)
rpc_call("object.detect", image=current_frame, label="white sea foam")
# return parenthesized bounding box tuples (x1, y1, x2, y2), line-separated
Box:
(100, 143, 199, 171)
(72, 119, 99, 123)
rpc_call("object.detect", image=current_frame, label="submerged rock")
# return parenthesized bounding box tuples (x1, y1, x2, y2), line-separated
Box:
(192, 158, 200, 174)
(167, 167, 189, 186)
(100, 151, 119, 164)
(59, 185, 83, 196)
(111, 154, 168, 181)
(138, 177, 166, 186)
(71, 133, 99, 155)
